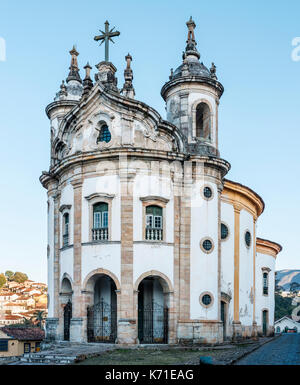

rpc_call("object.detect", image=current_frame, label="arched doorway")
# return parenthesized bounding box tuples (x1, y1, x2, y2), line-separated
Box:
(87, 275, 117, 343)
(61, 277, 72, 341)
(137, 277, 168, 344)
(220, 301, 227, 340)
(262, 310, 268, 336)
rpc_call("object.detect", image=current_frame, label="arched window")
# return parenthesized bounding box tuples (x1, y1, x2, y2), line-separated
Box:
(93, 202, 109, 240)
(196, 103, 211, 140)
(263, 272, 269, 295)
(145, 205, 163, 241)
(63, 213, 69, 247)
(97, 124, 111, 143)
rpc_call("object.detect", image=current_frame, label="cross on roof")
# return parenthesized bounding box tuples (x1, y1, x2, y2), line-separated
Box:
(94, 21, 120, 62)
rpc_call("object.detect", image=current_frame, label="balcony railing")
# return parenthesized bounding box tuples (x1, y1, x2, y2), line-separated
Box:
(63, 234, 69, 247)
(145, 228, 163, 241)
(92, 228, 109, 241)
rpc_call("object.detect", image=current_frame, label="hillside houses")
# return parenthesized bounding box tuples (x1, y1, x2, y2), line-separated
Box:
(0, 280, 47, 326)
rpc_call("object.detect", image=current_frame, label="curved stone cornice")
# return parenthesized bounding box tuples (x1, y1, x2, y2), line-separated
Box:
(45, 100, 79, 119)
(256, 237, 282, 258)
(85, 193, 115, 201)
(161, 75, 224, 101)
(140, 196, 170, 204)
(222, 179, 265, 218)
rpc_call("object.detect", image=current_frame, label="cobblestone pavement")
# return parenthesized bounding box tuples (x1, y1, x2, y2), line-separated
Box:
(235, 334, 300, 365)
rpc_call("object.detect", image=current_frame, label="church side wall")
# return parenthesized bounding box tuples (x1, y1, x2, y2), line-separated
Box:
(190, 180, 219, 321)
(255, 252, 275, 336)
(220, 201, 235, 337)
(239, 209, 254, 336)
(47, 196, 55, 318)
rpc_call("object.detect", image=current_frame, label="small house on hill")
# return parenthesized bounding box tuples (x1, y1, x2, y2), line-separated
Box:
(274, 316, 300, 333)
(0, 327, 44, 357)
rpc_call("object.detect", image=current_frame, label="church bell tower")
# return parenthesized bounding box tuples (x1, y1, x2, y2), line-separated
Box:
(161, 17, 224, 158)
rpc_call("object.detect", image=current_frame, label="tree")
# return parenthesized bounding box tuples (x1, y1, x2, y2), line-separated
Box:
(290, 282, 300, 293)
(5, 271, 14, 281)
(12, 272, 28, 283)
(0, 273, 6, 288)
(31, 311, 46, 329)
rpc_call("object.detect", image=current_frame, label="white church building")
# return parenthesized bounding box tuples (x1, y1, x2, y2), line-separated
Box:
(40, 18, 282, 344)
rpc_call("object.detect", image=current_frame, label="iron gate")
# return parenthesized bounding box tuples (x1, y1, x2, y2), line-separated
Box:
(87, 299, 117, 343)
(138, 301, 168, 344)
(63, 300, 72, 341)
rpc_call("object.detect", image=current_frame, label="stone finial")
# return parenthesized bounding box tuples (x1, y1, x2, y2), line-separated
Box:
(185, 16, 200, 60)
(82, 62, 94, 99)
(66, 45, 82, 83)
(55, 80, 68, 100)
(121, 53, 135, 99)
(210, 62, 217, 80)
(169, 68, 174, 80)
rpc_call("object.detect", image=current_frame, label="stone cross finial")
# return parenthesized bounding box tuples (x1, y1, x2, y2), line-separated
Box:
(94, 21, 120, 62)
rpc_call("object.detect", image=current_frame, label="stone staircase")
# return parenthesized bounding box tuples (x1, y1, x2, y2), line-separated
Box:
(20, 352, 78, 365)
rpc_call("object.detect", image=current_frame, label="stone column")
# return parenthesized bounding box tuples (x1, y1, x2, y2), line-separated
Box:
(70, 178, 84, 342)
(179, 160, 191, 320)
(117, 157, 136, 344)
(232, 204, 242, 340)
(179, 92, 189, 139)
(252, 217, 258, 340)
(173, 165, 182, 343)
(46, 187, 61, 341)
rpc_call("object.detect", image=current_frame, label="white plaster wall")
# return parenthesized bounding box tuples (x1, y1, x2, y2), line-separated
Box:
(239, 209, 254, 326)
(81, 244, 121, 285)
(255, 252, 275, 327)
(47, 197, 54, 317)
(59, 183, 74, 246)
(190, 181, 219, 320)
(60, 247, 74, 283)
(81, 175, 121, 242)
(220, 201, 235, 325)
(133, 173, 174, 243)
(133, 244, 174, 287)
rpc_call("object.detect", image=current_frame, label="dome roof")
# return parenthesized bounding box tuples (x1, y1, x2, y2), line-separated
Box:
(173, 60, 212, 79)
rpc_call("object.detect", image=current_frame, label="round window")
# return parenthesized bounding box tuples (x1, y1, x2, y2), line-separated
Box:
(202, 239, 212, 251)
(203, 186, 213, 199)
(202, 294, 212, 306)
(221, 223, 229, 240)
(245, 231, 251, 247)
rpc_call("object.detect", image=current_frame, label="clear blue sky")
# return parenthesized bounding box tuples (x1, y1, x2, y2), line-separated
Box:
(0, 0, 299, 282)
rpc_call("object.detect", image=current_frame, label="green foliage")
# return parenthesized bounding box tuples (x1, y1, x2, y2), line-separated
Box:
(31, 311, 46, 329)
(5, 271, 14, 281)
(275, 294, 295, 320)
(0, 273, 6, 288)
(12, 272, 28, 283)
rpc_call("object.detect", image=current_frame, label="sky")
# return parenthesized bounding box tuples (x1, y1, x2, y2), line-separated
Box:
(0, 0, 299, 282)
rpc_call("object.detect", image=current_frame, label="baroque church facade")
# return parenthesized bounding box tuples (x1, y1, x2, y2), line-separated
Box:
(40, 18, 282, 344)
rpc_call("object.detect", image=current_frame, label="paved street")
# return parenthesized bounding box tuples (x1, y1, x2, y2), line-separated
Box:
(236, 334, 300, 365)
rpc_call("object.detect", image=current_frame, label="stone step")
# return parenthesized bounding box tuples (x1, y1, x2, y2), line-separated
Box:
(20, 353, 77, 364)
